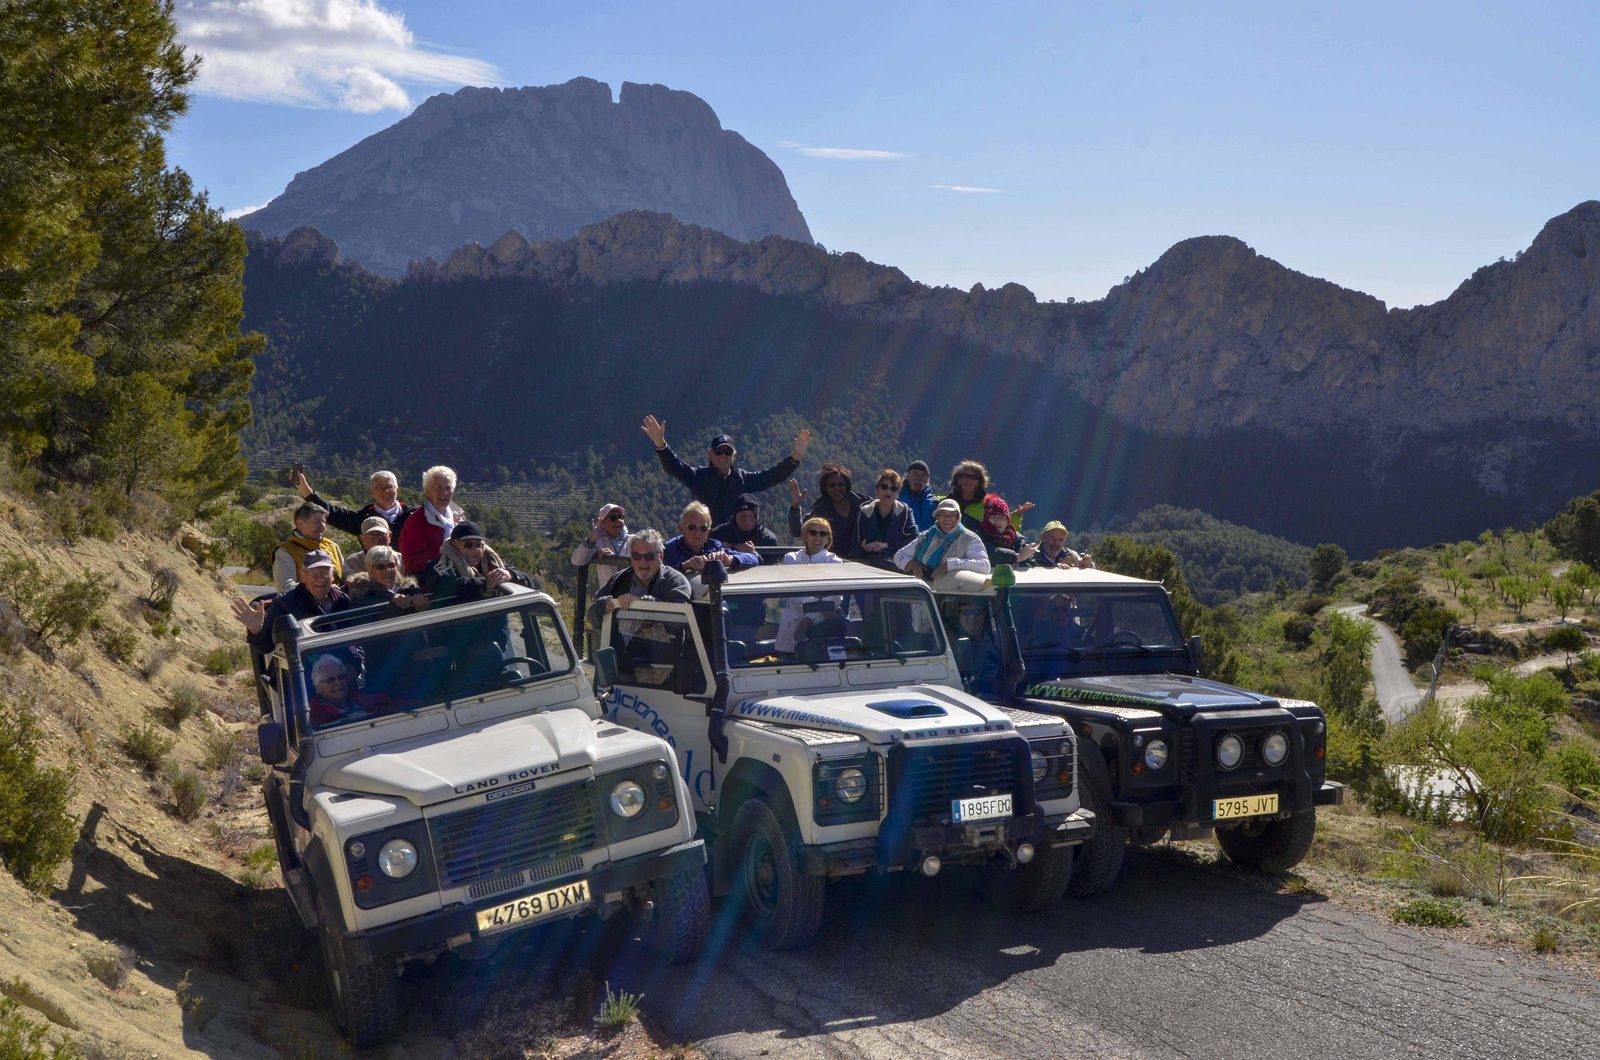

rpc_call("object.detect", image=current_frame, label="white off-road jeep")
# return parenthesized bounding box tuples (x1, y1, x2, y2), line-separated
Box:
(589, 560, 1094, 950)
(252, 585, 706, 1048)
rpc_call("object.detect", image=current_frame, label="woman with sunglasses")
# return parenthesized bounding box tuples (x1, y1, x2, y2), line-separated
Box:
(342, 545, 425, 609)
(570, 503, 632, 567)
(852, 469, 918, 569)
(787, 462, 867, 557)
(947, 460, 1035, 534)
(784, 517, 844, 565)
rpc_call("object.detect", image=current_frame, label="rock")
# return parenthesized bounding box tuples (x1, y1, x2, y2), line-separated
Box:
(238, 78, 812, 276)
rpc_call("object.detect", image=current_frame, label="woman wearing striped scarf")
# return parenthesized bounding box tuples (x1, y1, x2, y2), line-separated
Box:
(895, 499, 990, 581)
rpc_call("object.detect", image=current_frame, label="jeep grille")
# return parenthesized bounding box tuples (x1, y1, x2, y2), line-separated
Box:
(429, 781, 597, 889)
(895, 742, 1025, 823)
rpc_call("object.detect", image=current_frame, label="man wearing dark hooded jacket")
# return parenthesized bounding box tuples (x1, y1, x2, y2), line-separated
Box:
(710, 493, 780, 550)
(642, 415, 810, 526)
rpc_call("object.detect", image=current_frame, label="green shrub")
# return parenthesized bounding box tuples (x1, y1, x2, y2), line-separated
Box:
(200, 730, 240, 772)
(120, 721, 174, 773)
(159, 683, 204, 728)
(200, 644, 246, 676)
(240, 843, 277, 890)
(206, 510, 280, 570)
(0, 996, 79, 1060)
(1550, 742, 1600, 799)
(96, 622, 138, 665)
(1391, 897, 1467, 927)
(1281, 614, 1315, 649)
(593, 981, 642, 1032)
(0, 701, 78, 894)
(167, 767, 206, 822)
(1298, 595, 1331, 617)
(174, 970, 217, 1031)
(0, 557, 111, 648)
(1530, 925, 1559, 953)
(1399, 603, 1457, 661)
(146, 568, 179, 613)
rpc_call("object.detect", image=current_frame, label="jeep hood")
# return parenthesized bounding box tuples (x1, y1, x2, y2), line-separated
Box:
(731, 685, 1028, 742)
(1022, 674, 1281, 720)
(320, 711, 599, 806)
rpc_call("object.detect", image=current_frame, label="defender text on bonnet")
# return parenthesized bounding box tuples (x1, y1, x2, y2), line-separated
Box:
(592, 560, 1093, 950)
(933, 567, 1342, 894)
(253, 585, 706, 1048)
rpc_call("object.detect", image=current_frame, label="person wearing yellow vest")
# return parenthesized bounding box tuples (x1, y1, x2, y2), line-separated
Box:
(272, 501, 345, 591)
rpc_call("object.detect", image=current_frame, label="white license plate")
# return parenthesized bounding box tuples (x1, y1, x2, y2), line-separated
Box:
(1213, 793, 1279, 820)
(952, 793, 1013, 823)
(475, 879, 591, 935)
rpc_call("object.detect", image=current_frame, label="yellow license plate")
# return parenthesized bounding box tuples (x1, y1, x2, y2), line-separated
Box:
(1213, 793, 1279, 820)
(475, 879, 590, 935)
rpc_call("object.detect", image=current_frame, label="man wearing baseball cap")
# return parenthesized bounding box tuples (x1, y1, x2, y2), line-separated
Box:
(1026, 521, 1095, 569)
(899, 459, 938, 532)
(641, 414, 812, 526)
(425, 521, 534, 599)
(343, 516, 394, 577)
(231, 549, 353, 653)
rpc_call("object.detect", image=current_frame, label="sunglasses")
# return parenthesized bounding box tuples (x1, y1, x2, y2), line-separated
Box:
(371, 562, 398, 570)
(459, 539, 486, 549)
(630, 552, 661, 561)
(805, 529, 831, 538)
(960, 609, 986, 619)
(684, 523, 711, 532)
(607, 512, 625, 521)
(955, 472, 980, 481)
(827, 480, 847, 489)
(876, 484, 897, 493)
(712, 447, 735, 456)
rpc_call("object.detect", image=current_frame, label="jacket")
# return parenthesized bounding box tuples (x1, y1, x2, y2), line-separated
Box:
(587, 565, 693, 627)
(894, 525, 991, 576)
(852, 500, 918, 569)
(655, 445, 800, 526)
(306, 491, 415, 538)
(710, 516, 780, 549)
(571, 527, 631, 567)
(424, 541, 533, 598)
(788, 491, 869, 556)
(899, 484, 939, 532)
(247, 582, 353, 654)
(272, 533, 344, 592)
(397, 503, 463, 576)
(663, 535, 760, 573)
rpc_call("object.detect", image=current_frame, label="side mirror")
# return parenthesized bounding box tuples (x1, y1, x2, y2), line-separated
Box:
(593, 646, 619, 691)
(1188, 635, 1203, 674)
(258, 721, 288, 765)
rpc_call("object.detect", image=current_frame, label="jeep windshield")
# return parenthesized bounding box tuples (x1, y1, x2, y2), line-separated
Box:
(723, 586, 946, 668)
(1008, 587, 1185, 679)
(296, 601, 574, 731)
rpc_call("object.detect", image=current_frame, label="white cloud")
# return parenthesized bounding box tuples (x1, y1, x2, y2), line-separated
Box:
(931, 184, 1005, 194)
(223, 201, 272, 219)
(176, 1, 501, 112)
(780, 141, 908, 161)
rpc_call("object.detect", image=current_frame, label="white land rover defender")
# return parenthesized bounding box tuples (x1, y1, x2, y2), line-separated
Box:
(589, 560, 1094, 950)
(253, 585, 707, 1048)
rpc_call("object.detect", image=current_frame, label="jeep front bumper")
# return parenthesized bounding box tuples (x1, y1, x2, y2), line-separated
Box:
(1107, 779, 1345, 828)
(337, 839, 705, 963)
(800, 808, 1094, 877)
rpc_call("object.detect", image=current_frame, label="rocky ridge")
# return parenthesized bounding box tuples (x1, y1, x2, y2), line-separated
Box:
(407, 202, 1600, 438)
(240, 78, 812, 277)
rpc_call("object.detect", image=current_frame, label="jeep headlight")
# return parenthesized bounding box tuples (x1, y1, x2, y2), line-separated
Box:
(1031, 749, 1049, 781)
(377, 838, 418, 879)
(1262, 731, 1289, 766)
(609, 780, 646, 818)
(1217, 734, 1244, 770)
(1143, 739, 1169, 771)
(835, 767, 867, 803)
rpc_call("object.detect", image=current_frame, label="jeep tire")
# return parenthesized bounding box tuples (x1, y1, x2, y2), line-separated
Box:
(642, 863, 710, 963)
(1216, 808, 1317, 873)
(317, 897, 399, 1048)
(1067, 758, 1125, 897)
(730, 798, 825, 950)
(980, 843, 1074, 912)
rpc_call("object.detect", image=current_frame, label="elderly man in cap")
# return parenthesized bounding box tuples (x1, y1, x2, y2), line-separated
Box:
(899, 459, 939, 532)
(641, 414, 811, 526)
(294, 468, 416, 537)
(1026, 521, 1095, 569)
(710, 493, 779, 550)
(571, 503, 631, 567)
(233, 549, 353, 653)
(425, 521, 533, 599)
(343, 516, 394, 577)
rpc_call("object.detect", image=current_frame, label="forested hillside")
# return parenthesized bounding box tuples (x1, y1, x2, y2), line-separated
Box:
(1114, 505, 1313, 604)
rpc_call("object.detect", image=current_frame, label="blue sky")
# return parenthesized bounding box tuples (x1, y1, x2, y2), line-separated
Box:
(169, 1, 1600, 309)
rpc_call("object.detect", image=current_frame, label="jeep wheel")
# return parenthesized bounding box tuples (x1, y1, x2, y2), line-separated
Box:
(731, 798, 825, 950)
(642, 864, 710, 963)
(1067, 763, 1125, 897)
(317, 898, 399, 1048)
(980, 844, 1074, 912)
(1216, 808, 1317, 873)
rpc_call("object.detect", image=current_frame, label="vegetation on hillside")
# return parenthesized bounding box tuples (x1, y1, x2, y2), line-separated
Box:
(1115, 504, 1312, 604)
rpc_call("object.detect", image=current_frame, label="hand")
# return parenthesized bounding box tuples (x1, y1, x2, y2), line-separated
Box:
(933, 561, 950, 578)
(1018, 542, 1039, 562)
(682, 555, 706, 573)
(615, 593, 637, 611)
(1014, 501, 1035, 517)
(595, 546, 615, 559)
(1078, 554, 1095, 569)
(292, 471, 313, 499)
(863, 541, 886, 553)
(708, 551, 733, 565)
(641, 414, 667, 449)
(230, 597, 266, 634)
(787, 479, 804, 506)
(905, 560, 926, 578)
(792, 428, 812, 461)
(485, 568, 511, 590)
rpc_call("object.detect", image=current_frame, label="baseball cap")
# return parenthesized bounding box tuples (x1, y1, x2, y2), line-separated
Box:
(1040, 520, 1068, 535)
(596, 503, 624, 520)
(734, 493, 760, 513)
(709, 433, 735, 450)
(450, 521, 486, 542)
(359, 515, 390, 536)
(301, 549, 335, 570)
(934, 498, 962, 516)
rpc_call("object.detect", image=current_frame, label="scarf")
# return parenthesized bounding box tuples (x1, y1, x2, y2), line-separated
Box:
(431, 540, 506, 582)
(422, 499, 462, 533)
(373, 499, 403, 521)
(913, 524, 965, 570)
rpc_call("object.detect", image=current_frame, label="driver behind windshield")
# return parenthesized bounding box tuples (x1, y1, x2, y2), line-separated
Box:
(308, 655, 393, 726)
(953, 603, 1004, 697)
(1029, 593, 1087, 650)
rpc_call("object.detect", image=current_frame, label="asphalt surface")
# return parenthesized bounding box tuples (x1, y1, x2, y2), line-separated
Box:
(408, 849, 1600, 1060)
(1337, 605, 1422, 722)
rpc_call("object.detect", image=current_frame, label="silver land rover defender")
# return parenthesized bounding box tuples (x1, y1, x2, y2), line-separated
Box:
(253, 585, 706, 1047)
(590, 560, 1094, 950)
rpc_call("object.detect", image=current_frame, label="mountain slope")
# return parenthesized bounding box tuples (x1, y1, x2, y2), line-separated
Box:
(240, 78, 812, 276)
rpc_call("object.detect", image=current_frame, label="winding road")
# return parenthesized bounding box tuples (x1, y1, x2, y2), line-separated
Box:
(1337, 604, 1422, 721)
(408, 851, 1600, 1059)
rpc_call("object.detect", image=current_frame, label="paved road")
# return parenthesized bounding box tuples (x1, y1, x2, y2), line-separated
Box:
(411, 851, 1600, 1060)
(1337, 605, 1422, 722)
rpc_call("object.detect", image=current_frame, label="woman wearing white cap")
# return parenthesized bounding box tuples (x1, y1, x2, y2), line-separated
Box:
(894, 499, 991, 581)
(571, 503, 631, 566)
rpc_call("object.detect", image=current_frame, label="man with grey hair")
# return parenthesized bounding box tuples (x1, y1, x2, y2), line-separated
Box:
(294, 468, 416, 536)
(271, 501, 344, 591)
(587, 529, 692, 627)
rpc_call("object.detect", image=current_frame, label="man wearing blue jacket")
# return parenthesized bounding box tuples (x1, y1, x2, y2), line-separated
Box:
(899, 459, 939, 532)
(643, 414, 810, 526)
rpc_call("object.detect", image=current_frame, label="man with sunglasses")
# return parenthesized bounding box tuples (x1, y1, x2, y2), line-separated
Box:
(642, 414, 811, 526)
(588, 529, 693, 625)
(423, 521, 533, 599)
(663, 502, 760, 574)
(571, 503, 632, 566)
